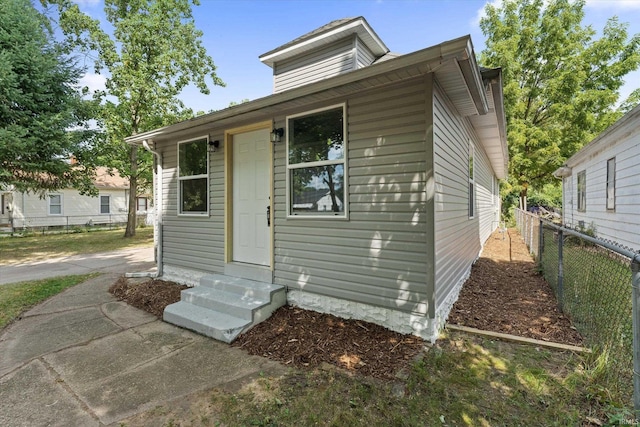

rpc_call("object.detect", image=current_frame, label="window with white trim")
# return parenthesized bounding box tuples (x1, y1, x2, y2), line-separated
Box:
(178, 137, 209, 215)
(468, 142, 475, 218)
(100, 195, 110, 214)
(606, 157, 615, 211)
(577, 170, 586, 212)
(287, 104, 346, 217)
(49, 194, 62, 215)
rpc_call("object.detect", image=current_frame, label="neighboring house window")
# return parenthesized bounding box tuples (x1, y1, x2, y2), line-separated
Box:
(577, 170, 586, 212)
(606, 157, 615, 211)
(287, 104, 347, 217)
(1, 194, 4, 214)
(178, 137, 209, 215)
(49, 194, 62, 215)
(469, 142, 475, 218)
(100, 195, 110, 214)
(137, 197, 148, 212)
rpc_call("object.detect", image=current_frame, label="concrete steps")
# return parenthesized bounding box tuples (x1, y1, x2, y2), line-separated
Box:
(163, 274, 286, 343)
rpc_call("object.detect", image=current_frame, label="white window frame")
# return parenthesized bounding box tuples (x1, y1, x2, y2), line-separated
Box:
(468, 141, 475, 219)
(177, 135, 209, 216)
(577, 170, 586, 212)
(100, 195, 111, 214)
(49, 194, 63, 216)
(606, 157, 615, 211)
(286, 103, 348, 219)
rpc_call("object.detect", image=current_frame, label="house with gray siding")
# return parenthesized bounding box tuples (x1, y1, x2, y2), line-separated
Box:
(125, 17, 508, 343)
(554, 104, 640, 251)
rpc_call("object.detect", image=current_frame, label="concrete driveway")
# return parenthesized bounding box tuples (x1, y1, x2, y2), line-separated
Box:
(0, 264, 286, 426)
(0, 246, 156, 285)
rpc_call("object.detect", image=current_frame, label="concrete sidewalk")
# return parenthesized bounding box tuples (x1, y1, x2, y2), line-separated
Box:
(0, 273, 286, 426)
(0, 246, 156, 285)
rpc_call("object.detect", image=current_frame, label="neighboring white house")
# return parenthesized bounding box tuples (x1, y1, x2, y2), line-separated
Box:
(554, 104, 640, 251)
(126, 17, 508, 343)
(0, 167, 150, 231)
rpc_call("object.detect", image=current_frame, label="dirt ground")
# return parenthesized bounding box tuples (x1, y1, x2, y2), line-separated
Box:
(109, 227, 583, 380)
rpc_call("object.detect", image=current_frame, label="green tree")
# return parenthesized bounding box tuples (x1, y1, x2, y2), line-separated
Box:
(480, 0, 640, 209)
(48, 0, 224, 236)
(620, 88, 640, 114)
(0, 0, 99, 195)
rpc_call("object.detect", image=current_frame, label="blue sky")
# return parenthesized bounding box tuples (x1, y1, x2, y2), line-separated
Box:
(76, 0, 640, 113)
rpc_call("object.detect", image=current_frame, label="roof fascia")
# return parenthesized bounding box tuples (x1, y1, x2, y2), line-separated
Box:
(259, 18, 389, 67)
(126, 36, 473, 145)
(457, 37, 488, 115)
(483, 67, 509, 175)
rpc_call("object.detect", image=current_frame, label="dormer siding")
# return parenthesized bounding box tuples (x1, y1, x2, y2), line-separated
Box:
(273, 35, 376, 93)
(261, 17, 389, 94)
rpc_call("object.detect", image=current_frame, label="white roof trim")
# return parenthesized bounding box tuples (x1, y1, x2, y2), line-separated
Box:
(260, 18, 388, 67)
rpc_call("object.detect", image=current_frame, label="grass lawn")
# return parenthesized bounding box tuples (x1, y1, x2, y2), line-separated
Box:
(121, 331, 633, 426)
(0, 227, 154, 265)
(0, 228, 153, 329)
(0, 274, 97, 329)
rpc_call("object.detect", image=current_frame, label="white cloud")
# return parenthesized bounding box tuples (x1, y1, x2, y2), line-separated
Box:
(471, 0, 504, 28)
(79, 73, 106, 94)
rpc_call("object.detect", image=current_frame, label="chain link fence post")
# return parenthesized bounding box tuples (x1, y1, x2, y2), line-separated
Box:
(557, 229, 564, 313)
(538, 217, 544, 265)
(632, 255, 640, 416)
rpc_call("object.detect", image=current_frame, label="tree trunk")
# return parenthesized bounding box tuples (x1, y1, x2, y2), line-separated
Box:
(519, 183, 528, 212)
(124, 145, 138, 237)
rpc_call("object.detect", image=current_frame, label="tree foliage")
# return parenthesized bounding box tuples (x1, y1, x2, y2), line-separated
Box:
(47, 0, 224, 236)
(0, 0, 100, 195)
(480, 0, 640, 207)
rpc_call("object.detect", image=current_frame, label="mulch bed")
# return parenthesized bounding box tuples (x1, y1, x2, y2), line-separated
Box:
(109, 277, 188, 318)
(109, 227, 583, 380)
(232, 305, 425, 380)
(448, 228, 583, 346)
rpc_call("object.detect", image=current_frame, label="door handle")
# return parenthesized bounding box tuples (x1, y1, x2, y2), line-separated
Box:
(266, 205, 271, 227)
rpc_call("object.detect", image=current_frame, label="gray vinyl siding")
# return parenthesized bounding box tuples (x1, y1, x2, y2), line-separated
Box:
(433, 83, 488, 308)
(158, 134, 225, 273)
(273, 78, 431, 315)
(355, 37, 375, 69)
(476, 141, 498, 244)
(273, 38, 355, 93)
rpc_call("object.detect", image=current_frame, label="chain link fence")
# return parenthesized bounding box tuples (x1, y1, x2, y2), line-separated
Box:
(515, 208, 640, 411)
(1, 214, 149, 235)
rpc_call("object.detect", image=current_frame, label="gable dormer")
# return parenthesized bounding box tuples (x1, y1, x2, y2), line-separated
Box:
(259, 17, 389, 93)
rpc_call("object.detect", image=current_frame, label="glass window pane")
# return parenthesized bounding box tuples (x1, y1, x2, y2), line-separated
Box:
(577, 171, 586, 211)
(289, 108, 343, 165)
(50, 195, 61, 214)
(179, 139, 208, 177)
(290, 165, 344, 214)
(181, 178, 207, 213)
(100, 196, 110, 214)
(606, 158, 615, 210)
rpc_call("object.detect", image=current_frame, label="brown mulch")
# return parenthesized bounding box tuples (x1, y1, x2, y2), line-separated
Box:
(109, 277, 188, 318)
(448, 228, 583, 346)
(109, 227, 583, 380)
(232, 305, 425, 380)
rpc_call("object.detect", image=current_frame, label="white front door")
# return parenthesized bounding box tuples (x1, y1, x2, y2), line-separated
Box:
(232, 128, 271, 266)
